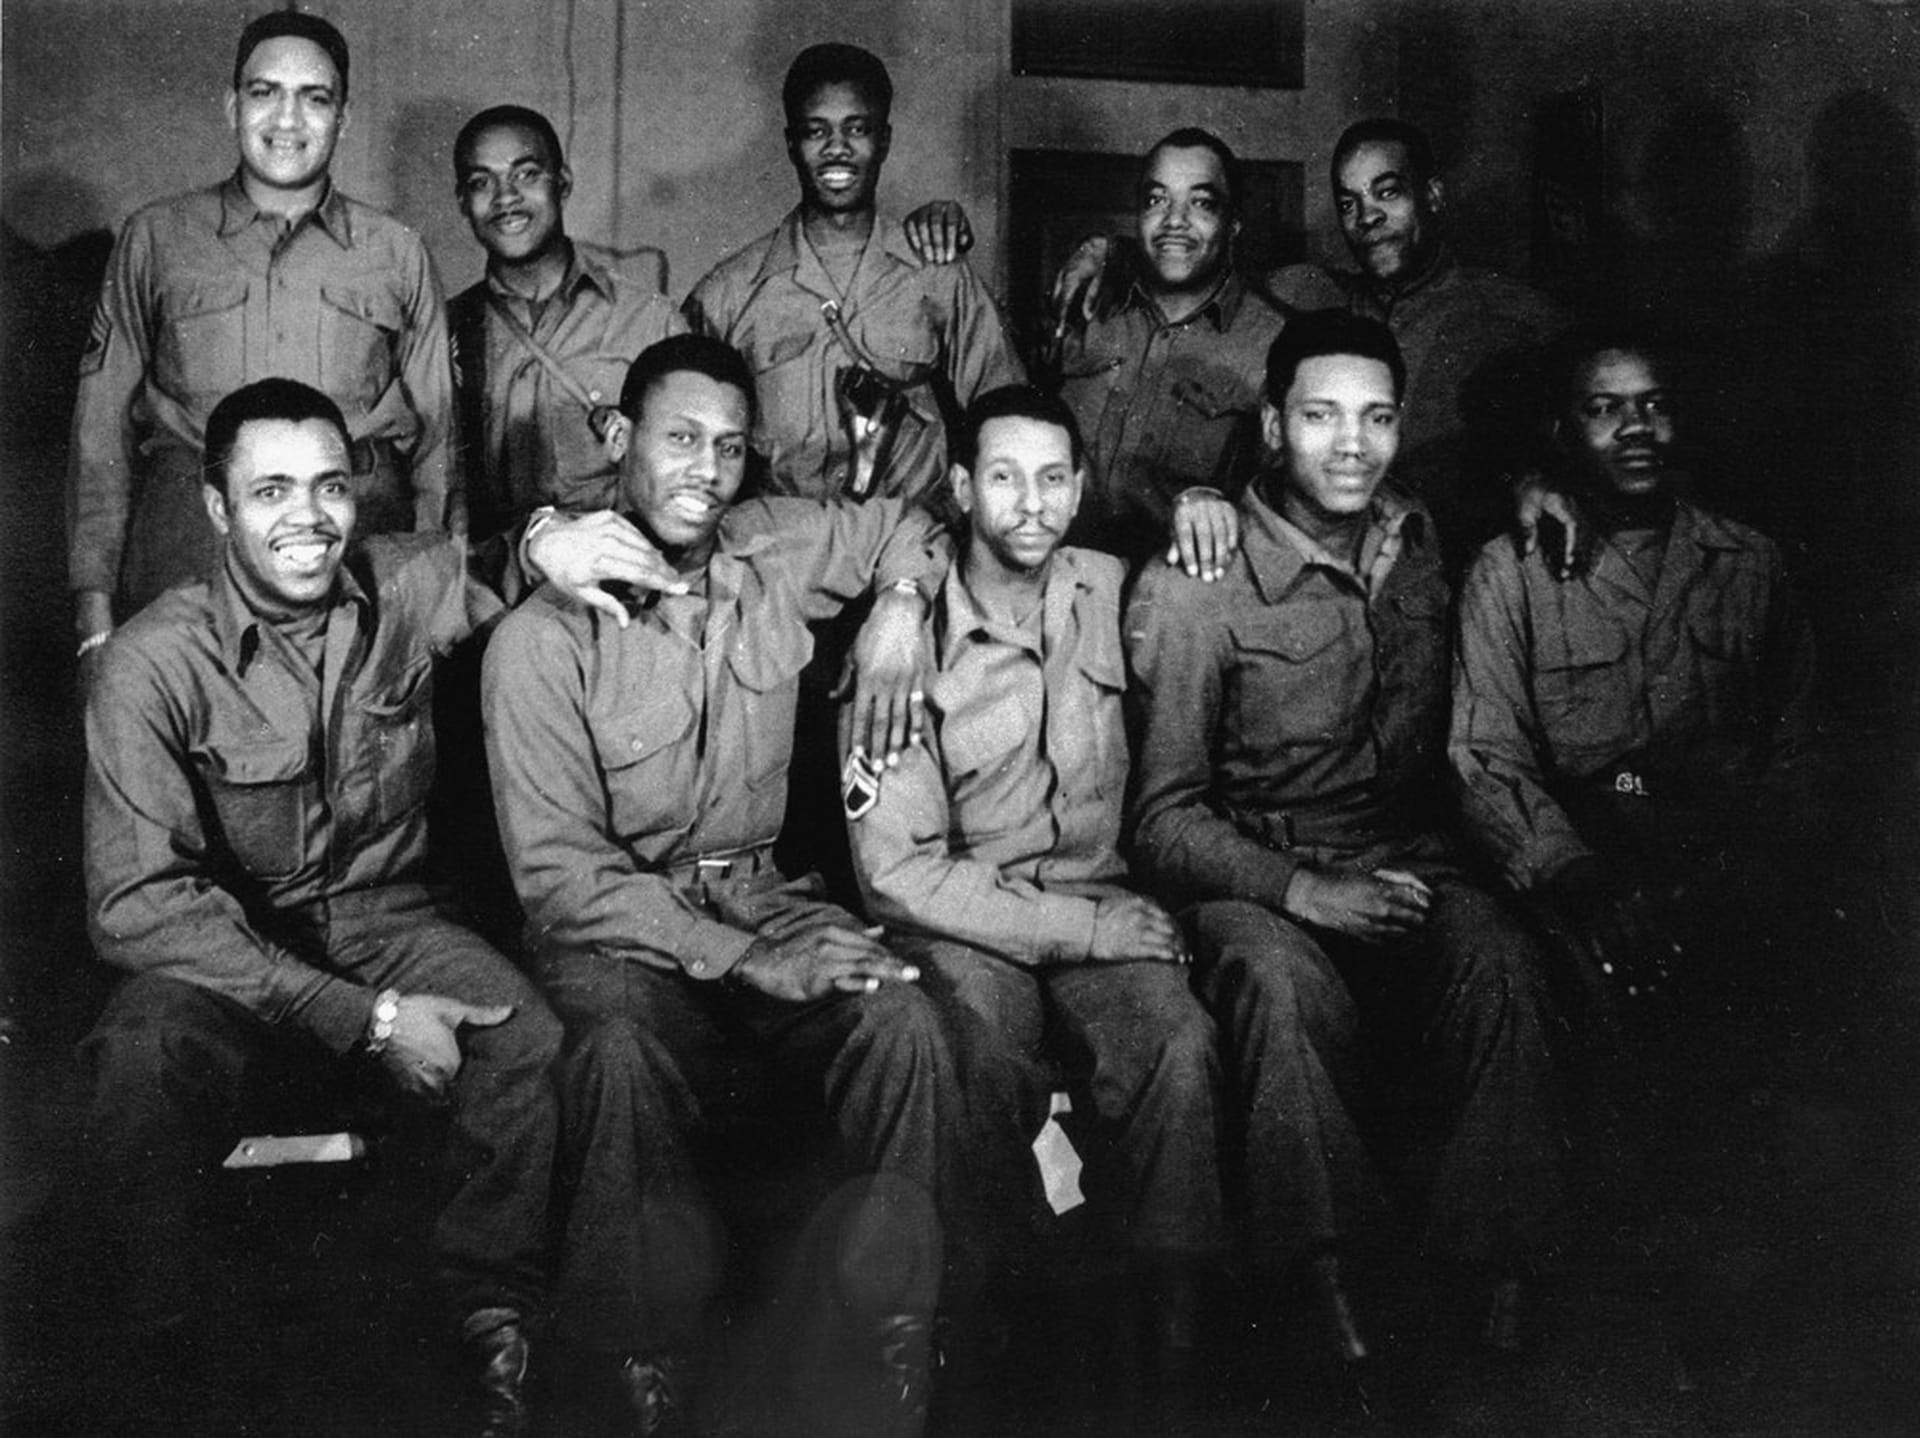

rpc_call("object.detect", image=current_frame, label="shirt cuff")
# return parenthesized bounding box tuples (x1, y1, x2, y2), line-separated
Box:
(300, 976, 379, 1056)
(677, 917, 757, 982)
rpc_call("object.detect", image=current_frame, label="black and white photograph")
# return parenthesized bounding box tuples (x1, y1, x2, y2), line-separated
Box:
(2, 1, 1917, 1433)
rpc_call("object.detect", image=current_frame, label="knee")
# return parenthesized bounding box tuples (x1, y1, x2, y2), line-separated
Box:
(844, 983, 951, 1082)
(81, 978, 247, 1100)
(1192, 903, 1343, 1033)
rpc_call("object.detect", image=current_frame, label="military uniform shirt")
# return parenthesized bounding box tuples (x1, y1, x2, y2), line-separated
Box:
(684, 209, 1024, 501)
(450, 241, 685, 538)
(851, 548, 1132, 964)
(84, 535, 514, 1055)
(1126, 483, 1450, 907)
(1056, 273, 1287, 559)
(68, 176, 456, 596)
(1449, 499, 1817, 890)
(482, 497, 946, 979)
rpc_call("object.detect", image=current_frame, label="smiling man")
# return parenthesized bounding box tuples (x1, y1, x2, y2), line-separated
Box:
(683, 42, 1022, 502)
(482, 334, 959, 1435)
(1126, 311, 1564, 1391)
(1053, 128, 1287, 577)
(448, 105, 685, 541)
(75, 376, 666, 1435)
(68, 11, 457, 666)
(846, 385, 1224, 1414)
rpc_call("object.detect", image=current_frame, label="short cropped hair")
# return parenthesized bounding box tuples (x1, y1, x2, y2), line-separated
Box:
(618, 335, 758, 427)
(1265, 310, 1407, 403)
(203, 379, 351, 495)
(453, 105, 566, 180)
(953, 384, 1086, 474)
(234, 11, 350, 101)
(1330, 117, 1437, 186)
(782, 43, 892, 126)
(1143, 127, 1242, 214)
(1544, 325, 1670, 417)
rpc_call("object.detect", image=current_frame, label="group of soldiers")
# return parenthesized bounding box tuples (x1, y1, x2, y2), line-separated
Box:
(67, 12, 1818, 1437)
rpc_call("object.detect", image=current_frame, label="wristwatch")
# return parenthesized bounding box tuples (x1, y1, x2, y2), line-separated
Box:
(366, 989, 401, 1056)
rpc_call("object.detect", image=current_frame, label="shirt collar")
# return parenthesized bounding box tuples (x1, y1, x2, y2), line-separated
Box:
(1243, 481, 1418, 601)
(214, 549, 370, 676)
(1123, 268, 1245, 332)
(937, 550, 1089, 669)
(218, 171, 353, 248)
(755, 206, 920, 288)
(485, 238, 608, 307)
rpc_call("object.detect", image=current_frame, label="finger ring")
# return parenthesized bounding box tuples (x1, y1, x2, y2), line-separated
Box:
(908, 690, 926, 703)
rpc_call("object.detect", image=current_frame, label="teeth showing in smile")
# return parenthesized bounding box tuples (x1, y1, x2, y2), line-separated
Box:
(666, 493, 717, 522)
(276, 540, 330, 568)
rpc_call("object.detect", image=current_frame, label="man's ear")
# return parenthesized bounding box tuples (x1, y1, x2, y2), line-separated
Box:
(1423, 174, 1446, 215)
(224, 88, 238, 134)
(558, 164, 574, 204)
(874, 122, 893, 169)
(1067, 463, 1089, 521)
(1261, 401, 1284, 455)
(203, 482, 232, 537)
(603, 414, 632, 465)
(948, 462, 973, 516)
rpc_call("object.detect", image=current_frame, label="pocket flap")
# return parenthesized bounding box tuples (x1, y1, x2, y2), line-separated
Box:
(206, 737, 309, 786)
(590, 691, 695, 770)
(165, 277, 248, 321)
(1229, 609, 1344, 663)
(321, 283, 404, 333)
(1543, 623, 1628, 670)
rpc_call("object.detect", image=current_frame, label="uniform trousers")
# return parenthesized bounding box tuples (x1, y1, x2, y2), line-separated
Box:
(1188, 869, 1565, 1278)
(906, 940, 1226, 1265)
(79, 894, 563, 1329)
(538, 877, 953, 1355)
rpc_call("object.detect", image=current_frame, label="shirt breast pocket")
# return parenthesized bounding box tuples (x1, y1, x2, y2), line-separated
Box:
(590, 689, 698, 843)
(1535, 624, 1631, 765)
(726, 622, 814, 795)
(1228, 608, 1352, 745)
(1681, 613, 1761, 731)
(201, 736, 310, 881)
(320, 283, 405, 404)
(358, 659, 436, 833)
(157, 277, 249, 404)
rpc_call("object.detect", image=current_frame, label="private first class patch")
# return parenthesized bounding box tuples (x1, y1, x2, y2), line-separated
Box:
(842, 749, 882, 821)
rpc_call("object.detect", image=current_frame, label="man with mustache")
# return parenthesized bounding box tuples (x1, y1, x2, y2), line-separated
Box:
(482, 334, 956, 1436)
(69, 12, 456, 669)
(1052, 129, 1287, 581)
(1450, 331, 1817, 1013)
(448, 105, 685, 541)
(1126, 312, 1565, 1395)
(76, 376, 664, 1435)
(1051, 117, 1565, 572)
(846, 385, 1224, 1417)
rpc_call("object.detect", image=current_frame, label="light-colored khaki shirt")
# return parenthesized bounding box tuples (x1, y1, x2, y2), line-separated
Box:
(684, 209, 1024, 501)
(850, 548, 1132, 964)
(483, 497, 947, 979)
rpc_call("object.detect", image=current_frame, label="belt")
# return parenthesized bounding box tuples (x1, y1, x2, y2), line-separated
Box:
(661, 841, 779, 893)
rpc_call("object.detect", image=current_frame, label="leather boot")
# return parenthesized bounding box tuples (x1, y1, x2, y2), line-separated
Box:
(461, 1306, 531, 1438)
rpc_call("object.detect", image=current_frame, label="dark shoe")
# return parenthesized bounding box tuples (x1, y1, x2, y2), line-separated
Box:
(461, 1307, 531, 1438)
(870, 1311, 934, 1436)
(1305, 1252, 1370, 1366)
(619, 1353, 689, 1437)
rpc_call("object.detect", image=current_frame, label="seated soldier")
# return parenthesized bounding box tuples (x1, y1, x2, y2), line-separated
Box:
(1450, 329, 1818, 1041)
(1126, 313, 1566, 1385)
(481, 335, 959, 1438)
(77, 377, 662, 1436)
(846, 385, 1224, 1409)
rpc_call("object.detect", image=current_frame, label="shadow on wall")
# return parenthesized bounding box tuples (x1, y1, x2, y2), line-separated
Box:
(387, 97, 494, 295)
(0, 170, 114, 1037)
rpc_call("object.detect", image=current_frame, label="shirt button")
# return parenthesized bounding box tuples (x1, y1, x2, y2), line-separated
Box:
(630, 738, 645, 753)
(588, 389, 603, 403)
(690, 958, 708, 975)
